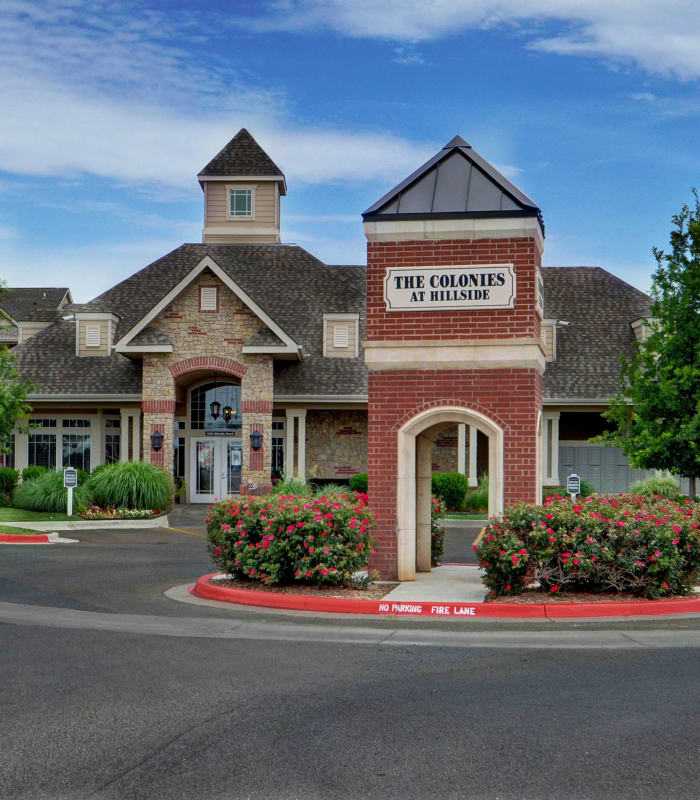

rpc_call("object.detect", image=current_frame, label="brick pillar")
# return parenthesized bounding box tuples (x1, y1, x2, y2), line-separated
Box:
(142, 400, 175, 477)
(241, 400, 272, 494)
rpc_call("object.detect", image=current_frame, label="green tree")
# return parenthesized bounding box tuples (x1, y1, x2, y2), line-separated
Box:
(597, 193, 700, 500)
(0, 281, 36, 453)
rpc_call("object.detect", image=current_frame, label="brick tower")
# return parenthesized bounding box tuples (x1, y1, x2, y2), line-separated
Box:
(363, 136, 545, 581)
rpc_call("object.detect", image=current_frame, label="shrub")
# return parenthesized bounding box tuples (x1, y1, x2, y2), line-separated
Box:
(0, 466, 19, 499)
(86, 461, 172, 510)
(207, 489, 376, 587)
(349, 473, 368, 493)
(21, 465, 47, 483)
(431, 495, 446, 566)
(630, 475, 681, 499)
(463, 473, 489, 511)
(272, 477, 311, 495)
(476, 493, 700, 599)
(13, 469, 92, 512)
(431, 471, 468, 511)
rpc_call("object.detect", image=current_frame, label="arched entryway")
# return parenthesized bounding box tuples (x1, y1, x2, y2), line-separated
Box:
(396, 406, 504, 581)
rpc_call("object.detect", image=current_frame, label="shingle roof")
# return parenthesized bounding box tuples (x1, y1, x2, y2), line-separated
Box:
(0, 323, 19, 342)
(542, 267, 652, 400)
(198, 129, 285, 180)
(0, 287, 69, 322)
(14, 320, 142, 396)
(129, 326, 172, 346)
(245, 328, 286, 348)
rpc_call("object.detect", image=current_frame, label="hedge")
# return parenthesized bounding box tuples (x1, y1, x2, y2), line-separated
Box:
(349, 473, 368, 493)
(13, 470, 92, 512)
(431, 472, 468, 511)
(86, 461, 172, 511)
(0, 467, 19, 499)
(207, 490, 375, 586)
(476, 493, 700, 599)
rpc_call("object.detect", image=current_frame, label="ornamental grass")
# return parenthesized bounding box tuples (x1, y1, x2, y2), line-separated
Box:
(13, 469, 92, 512)
(476, 493, 700, 599)
(85, 462, 172, 511)
(206, 490, 375, 587)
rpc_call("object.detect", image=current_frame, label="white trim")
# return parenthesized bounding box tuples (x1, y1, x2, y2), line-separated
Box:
(457, 424, 466, 475)
(241, 345, 299, 355)
(543, 398, 616, 405)
(115, 255, 300, 352)
(202, 225, 281, 236)
(275, 394, 368, 403)
(396, 406, 504, 581)
(200, 285, 218, 311)
(114, 344, 173, 353)
(74, 312, 120, 322)
(468, 425, 478, 488)
(226, 184, 255, 221)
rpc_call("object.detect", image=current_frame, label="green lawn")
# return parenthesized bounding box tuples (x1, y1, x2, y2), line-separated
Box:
(0, 524, 49, 535)
(0, 507, 81, 522)
(445, 512, 489, 520)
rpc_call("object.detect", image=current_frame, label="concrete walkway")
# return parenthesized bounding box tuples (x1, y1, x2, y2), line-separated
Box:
(382, 565, 486, 603)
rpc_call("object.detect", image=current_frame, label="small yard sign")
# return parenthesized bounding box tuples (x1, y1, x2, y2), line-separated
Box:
(567, 473, 581, 500)
(64, 467, 78, 516)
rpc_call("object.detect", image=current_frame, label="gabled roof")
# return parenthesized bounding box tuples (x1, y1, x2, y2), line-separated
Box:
(198, 129, 286, 193)
(0, 287, 71, 322)
(363, 135, 543, 234)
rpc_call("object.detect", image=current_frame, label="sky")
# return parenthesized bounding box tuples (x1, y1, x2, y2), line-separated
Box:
(1, 0, 699, 301)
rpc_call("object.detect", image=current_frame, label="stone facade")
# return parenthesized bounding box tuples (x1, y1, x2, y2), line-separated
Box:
(141, 271, 274, 491)
(305, 410, 368, 480)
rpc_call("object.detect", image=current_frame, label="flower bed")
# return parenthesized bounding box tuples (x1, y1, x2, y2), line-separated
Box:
(431, 496, 446, 565)
(476, 493, 700, 599)
(206, 490, 376, 587)
(78, 506, 163, 520)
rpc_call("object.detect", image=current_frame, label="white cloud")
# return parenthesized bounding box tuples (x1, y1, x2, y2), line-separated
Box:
(0, 1, 437, 190)
(250, 0, 700, 80)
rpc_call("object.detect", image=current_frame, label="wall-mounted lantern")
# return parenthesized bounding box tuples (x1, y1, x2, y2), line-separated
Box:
(150, 430, 164, 451)
(249, 430, 263, 451)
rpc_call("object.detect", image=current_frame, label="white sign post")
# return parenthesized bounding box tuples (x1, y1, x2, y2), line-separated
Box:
(64, 467, 78, 516)
(567, 473, 581, 502)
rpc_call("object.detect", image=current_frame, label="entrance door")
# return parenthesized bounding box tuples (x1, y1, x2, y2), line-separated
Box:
(191, 438, 242, 503)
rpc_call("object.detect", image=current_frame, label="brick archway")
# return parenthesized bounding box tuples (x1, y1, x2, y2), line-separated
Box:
(396, 406, 504, 582)
(169, 356, 247, 380)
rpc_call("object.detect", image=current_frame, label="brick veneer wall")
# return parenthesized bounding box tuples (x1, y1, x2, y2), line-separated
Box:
(368, 369, 542, 580)
(366, 238, 541, 341)
(140, 272, 273, 487)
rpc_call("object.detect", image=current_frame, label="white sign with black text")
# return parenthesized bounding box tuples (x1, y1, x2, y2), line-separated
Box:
(384, 264, 516, 312)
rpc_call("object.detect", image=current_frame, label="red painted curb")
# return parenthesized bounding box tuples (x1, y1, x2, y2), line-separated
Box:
(191, 572, 700, 619)
(0, 533, 51, 543)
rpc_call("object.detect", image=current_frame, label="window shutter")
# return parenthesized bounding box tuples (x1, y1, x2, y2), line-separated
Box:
(200, 287, 217, 311)
(333, 325, 349, 348)
(86, 325, 100, 347)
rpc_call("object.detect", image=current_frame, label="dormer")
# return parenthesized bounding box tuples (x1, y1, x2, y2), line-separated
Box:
(198, 129, 286, 244)
(631, 317, 658, 344)
(74, 312, 119, 357)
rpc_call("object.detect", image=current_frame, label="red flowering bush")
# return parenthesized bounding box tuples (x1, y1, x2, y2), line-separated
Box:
(206, 490, 376, 587)
(431, 496, 446, 566)
(476, 493, 700, 598)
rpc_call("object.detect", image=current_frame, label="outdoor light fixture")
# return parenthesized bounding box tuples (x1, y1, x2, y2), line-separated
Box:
(150, 430, 164, 451)
(249, 430, 263, 451)
(209, 372, 221, 420)
(223, 406, 235, 423)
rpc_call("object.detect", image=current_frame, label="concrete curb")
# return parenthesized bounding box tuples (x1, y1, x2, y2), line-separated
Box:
(0, 532, 78, 545)
(191, 572, 700, 619)
(4, 516, 169, 531)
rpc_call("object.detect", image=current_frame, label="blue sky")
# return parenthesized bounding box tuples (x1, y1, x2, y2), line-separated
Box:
(1, 0, 699, 301)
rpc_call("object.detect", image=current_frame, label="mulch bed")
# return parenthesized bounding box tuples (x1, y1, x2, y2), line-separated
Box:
(211, 576, 398, 601)
(486, 589, 698, 604)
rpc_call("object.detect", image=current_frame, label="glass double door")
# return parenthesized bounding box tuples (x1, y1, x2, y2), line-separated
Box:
(191, 438, 242, 503)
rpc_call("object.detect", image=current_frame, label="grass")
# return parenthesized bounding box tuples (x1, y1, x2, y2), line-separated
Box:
(0, 524, 50, 535)
(445, 512, 489, 520)
(0, 507, 80, 522)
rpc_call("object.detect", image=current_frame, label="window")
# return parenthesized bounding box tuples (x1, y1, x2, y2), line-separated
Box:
(31, 418, 56, 428)
(104, 434, 120, 464)
(228, 187, 254, 218)
(271, 419, 284, 474)
(190, 382, 242, 430)
(199, 286, 218, 312)
(173, 437, 186, 478)
(536, 272, 544, 315)
(28, 433, 56, 469)
(63, 419, 91, 428)
(62, 434, 91, 472)
(86, 325, 101, 347)
(105, 418, 120, 429)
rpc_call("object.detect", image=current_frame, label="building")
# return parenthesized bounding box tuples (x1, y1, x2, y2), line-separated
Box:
(3, 129, 671, 567)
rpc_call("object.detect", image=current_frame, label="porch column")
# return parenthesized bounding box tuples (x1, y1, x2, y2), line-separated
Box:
(141, 401, 175, 476)
(296, 410, 306, 483)
(92, 414, 104, 468)
(542, 411, 561, 486)
(119, 410, 130, 462)
(468, 426, 478, 487)
(15, 430, 28, 472)
(284, 410, 295, 478)
(415, 433, 433, 572)
(457, 424, 466, 475)
(132, 413, 141, 462)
